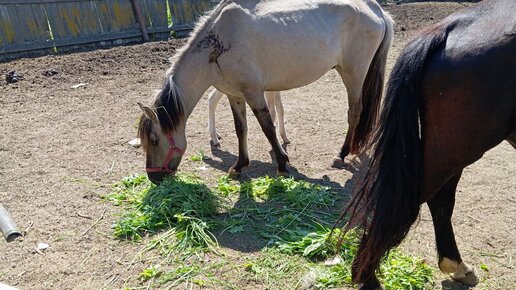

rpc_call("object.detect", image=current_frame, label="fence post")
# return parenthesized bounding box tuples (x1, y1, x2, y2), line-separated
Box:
(130, 0, 150, 42)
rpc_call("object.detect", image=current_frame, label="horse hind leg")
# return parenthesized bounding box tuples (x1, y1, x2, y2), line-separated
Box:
(427, 171, 479, 286)
(208, 88, 225, 146)
(331, 62, 370, 167)
(507, 132, 516, 149)
(351, 242, 385, 290)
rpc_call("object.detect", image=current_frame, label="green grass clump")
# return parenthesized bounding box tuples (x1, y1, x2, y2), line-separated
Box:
(379, 249, 434, 289)
(107, 174, 149, 206)
(276, 226, 341, 260)
(237, 176, 332, 209)
(243, 248, 310, 288)
(109, 174, 434, 289)
(107, 174, 220, 243)
(139, 265, 161, 281)
(276, 227, 434, 290)
(188, 150, 206, 162)
(145, 214, 219, 259)
(214, 175, 240, 197)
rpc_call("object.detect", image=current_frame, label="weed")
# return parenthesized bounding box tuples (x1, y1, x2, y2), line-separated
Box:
(106, 174, 150, 206)
(215, 175, 240, 197)
(139, 265, 161, 281)
(188, 150, 206, 161)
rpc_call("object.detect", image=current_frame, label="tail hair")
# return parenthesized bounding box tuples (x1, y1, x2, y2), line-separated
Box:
(350, 13, 394, 154)
(339, 22, 453, 283)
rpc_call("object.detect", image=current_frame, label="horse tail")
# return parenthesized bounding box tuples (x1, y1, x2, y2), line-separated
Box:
(350, 12, 394, 153)
(344, 23, 452, 283)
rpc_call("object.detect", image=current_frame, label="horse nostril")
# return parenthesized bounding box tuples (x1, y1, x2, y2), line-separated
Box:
(148, 172, 165, 184)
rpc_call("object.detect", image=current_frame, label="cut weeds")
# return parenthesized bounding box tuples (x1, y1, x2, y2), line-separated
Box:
(107, 174, 435, 289)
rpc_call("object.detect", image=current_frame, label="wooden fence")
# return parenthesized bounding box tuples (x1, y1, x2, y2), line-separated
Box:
(0, 0, 217, 61)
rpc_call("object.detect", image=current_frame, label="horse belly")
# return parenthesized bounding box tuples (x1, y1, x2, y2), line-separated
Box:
(252, 23, 342, 90)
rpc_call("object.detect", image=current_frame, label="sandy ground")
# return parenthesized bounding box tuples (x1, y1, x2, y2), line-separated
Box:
(0, 2, 513, 289)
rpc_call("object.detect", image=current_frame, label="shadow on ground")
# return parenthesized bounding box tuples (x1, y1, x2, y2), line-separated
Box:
(441, 279, 473, 290)
(205, 146, 360, 253)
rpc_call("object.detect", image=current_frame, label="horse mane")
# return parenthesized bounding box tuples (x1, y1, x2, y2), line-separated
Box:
(138, 76, 185, 151)
(138, 1, 231, 151)
(168, 0, 231, 72)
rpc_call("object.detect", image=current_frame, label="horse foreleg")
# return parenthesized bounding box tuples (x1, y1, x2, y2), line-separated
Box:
(246, 93, 290, 176)
(227, 97, 249, 177)
(208, 88, 225, 146)
(427, 171, 479, 286)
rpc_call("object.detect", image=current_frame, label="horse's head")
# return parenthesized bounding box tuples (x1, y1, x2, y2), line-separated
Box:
(137, 79, 187, 184)
(137, 103, 187, 183)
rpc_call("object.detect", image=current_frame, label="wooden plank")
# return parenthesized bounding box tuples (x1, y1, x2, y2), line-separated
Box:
(0, 0, 95, 4)
(95, 0, 137, 34)
(0, 3, 51, 54)
(140, 0, 168, 31)
(0, 5, 16, 47)
(45, 0, 138, 45)
(1, 29, 143, 54)
(2, 0, 217, 58)
(168, 0, 216, 31)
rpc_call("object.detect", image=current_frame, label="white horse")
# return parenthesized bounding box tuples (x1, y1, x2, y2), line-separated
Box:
(208, 88, 289, 146)
(137, 0, 394, 184)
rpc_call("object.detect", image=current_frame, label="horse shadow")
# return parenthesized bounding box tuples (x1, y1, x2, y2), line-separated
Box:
(204, 145, 359, 253)
(441, 280, 474, 290)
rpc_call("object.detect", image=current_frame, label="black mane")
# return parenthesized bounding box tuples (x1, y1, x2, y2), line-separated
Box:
(138, 77, 185, 151)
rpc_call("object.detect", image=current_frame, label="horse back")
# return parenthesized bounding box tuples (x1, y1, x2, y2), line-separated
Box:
(211, 0, 389, 91)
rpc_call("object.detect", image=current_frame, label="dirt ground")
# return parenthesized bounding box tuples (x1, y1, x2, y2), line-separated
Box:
(0, 2, 514, 290)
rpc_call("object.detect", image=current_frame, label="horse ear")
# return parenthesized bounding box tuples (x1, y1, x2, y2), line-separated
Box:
(138, 102, 158, 123)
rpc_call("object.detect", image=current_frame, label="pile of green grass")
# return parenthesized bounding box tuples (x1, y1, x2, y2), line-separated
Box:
(214, 177, 434, 289)
(106, 174, 220, 255)
(106, 173, 434, 289)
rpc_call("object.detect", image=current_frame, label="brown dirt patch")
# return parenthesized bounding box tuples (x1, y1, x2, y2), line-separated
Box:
(0, 2, 513, 289)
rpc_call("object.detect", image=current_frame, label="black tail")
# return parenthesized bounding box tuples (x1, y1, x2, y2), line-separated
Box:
(342, 23, 452, 283)
(350, 14, 394, 154)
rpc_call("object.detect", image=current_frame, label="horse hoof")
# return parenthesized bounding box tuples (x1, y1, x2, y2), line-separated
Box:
(277, 170, 290, 177)
(228, 167, 241, 178)
(452, 270, 479, 286)
(330, 157, 345, 168)
(358, 284, 385, 290)
(210, 139, 221, 147)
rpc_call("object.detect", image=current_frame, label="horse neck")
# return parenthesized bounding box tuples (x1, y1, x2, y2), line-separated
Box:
(168, 51, 217, 118)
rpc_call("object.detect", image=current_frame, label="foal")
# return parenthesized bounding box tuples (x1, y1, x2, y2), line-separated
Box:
(208, 88, 289, 147)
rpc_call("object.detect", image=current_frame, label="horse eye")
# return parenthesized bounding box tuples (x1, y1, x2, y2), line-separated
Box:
(150, 139, 159, 146)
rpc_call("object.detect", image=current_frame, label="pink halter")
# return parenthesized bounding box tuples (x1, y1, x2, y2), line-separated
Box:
(145, 133, 184, 174)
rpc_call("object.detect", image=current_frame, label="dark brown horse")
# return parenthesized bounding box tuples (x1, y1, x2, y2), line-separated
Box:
(343, 0, 516, 289)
